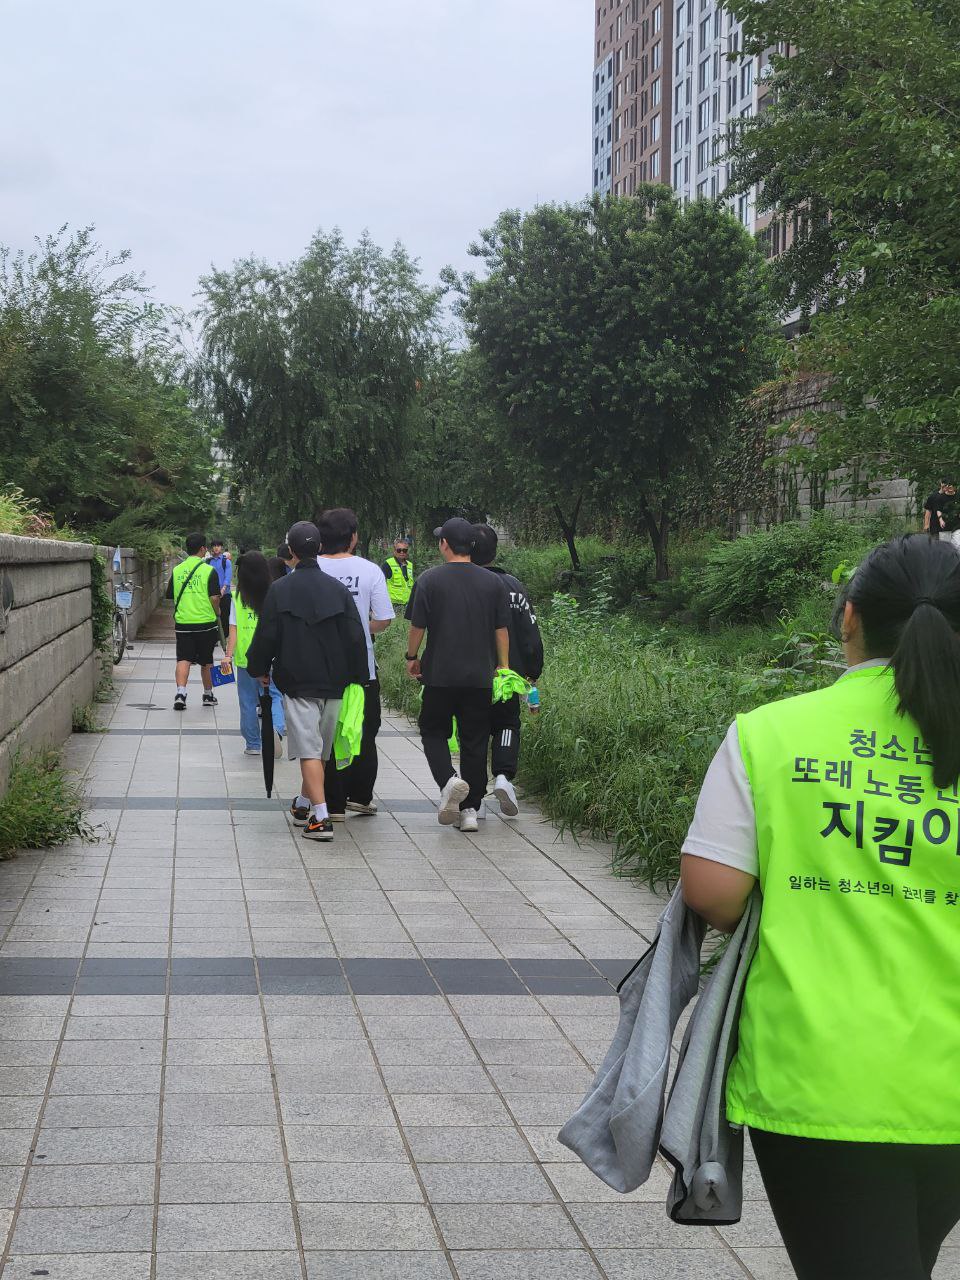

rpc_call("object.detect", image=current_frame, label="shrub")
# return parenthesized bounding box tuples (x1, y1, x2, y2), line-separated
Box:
(0, 750, 96, 860)
(496, 537, 618, 605)
(0, 485, 82, 541)
(696, 514, 881, 623)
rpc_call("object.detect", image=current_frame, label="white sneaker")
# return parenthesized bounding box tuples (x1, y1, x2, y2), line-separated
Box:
(477, 801, 488, 820)
(458, 808, 479, 833)
(492, 775, 519, 817)
(243, 747, 260, 757)
(438, 776, 470, 825)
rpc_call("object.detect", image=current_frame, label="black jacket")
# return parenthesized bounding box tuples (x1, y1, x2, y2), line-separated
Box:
(484, 566, 544, 681)
(246, 560, 369, 698)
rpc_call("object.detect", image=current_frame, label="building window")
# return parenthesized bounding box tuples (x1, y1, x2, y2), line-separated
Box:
(699, 16, 710, 50)
(675, 1, 685, 34)
(741, 60, 754, 98)
(607, 156, 612, 174)
(728, 74, 738, 110)
(697, 97, 710, 132)
(741, 104, 754, 120)
(652, 41, 662, 70)
(650, 112, 661, 141)
(653, 3, 662, 31)
(674, 119, 684, 149)
(697, 138, 709, 172)
(697, 179, 707, 198)
(673, 159, 684, 188)
(675, 44, 684, 75)
(714, 8, 722, 36)
(650, 150, 661, 177)
(710, 173, 719, 197)
(594, 168, 600, 188)
(698, 56, 710, 91)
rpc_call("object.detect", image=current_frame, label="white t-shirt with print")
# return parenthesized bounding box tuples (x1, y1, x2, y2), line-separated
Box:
(317, 554, 395, 680)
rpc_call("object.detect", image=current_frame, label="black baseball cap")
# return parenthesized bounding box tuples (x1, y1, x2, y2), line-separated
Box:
(433, 517, 477, 546)
(287, 521, 321, 557)
(471, 523, 498, 566)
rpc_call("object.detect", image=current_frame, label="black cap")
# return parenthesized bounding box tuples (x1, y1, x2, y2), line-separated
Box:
(433, 517, 477, 547)
(287, 521, 321, 558)
(471, 523, 498, 566)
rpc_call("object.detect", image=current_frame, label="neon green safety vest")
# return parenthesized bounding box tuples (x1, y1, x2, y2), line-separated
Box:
(385, 556, 414, 608)
(172, 556, 217, 625)
(730, 664, 960, 1143)
(232, 596, 259, 669)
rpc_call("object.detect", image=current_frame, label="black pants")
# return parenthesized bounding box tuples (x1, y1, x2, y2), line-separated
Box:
(419, 686, 491, 811)
(325, 679, 381, 815)
(751, 1128, 960, 1280)
(490, 693, 521, 780)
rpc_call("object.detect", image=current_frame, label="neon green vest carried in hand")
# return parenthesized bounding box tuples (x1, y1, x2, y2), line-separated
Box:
(172, 556, 217, 625)
(730, 664, 960, 1143)
(385, 556, 414, 608)
(233, 596, 259, 669)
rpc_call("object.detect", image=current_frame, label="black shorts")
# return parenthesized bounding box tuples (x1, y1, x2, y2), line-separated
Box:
(175, 628, 218, 666)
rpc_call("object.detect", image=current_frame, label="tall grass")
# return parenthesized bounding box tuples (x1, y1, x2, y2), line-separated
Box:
(0, 751, 95, 860)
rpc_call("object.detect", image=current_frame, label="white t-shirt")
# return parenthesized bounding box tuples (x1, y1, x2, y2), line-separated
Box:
(317, 554, 395, 680)
(682, 662, 890, 879)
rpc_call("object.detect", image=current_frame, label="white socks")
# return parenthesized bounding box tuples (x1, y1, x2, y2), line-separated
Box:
(176, 685, 187, 694)
(296, 794, 309, 808)
(310, 803, 329, 821)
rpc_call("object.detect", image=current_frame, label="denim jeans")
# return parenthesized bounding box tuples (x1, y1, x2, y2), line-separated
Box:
(236, 666, 285, 749)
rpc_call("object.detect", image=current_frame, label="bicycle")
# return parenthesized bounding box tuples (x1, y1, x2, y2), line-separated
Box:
(112, 580, 138, 665)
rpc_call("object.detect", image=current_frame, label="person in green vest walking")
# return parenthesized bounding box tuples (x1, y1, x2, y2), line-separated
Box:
(166, 532, 222, 711)
(680, 534, 960, 1279)
(381, 538, 414, 609)
(225, 551, 286, 757)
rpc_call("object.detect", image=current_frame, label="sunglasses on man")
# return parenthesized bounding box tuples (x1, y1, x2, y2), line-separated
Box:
(394, 547, 409, 556)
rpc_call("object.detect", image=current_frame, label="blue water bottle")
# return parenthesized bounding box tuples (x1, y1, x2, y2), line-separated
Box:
(527, 686, 541, 714)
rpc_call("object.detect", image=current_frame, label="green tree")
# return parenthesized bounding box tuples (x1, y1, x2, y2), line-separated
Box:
(0, 227, 217, 543)
(199, 230, 441, 542)
(726, 0, 960, 488)
(456, 190, 773, 578)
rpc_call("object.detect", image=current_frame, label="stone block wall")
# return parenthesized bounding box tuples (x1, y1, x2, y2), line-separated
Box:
(0, 535, 97, 793)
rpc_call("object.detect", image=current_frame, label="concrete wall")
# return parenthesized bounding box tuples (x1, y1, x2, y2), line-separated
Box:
(0, 535, 97, 794)
(98, 547, 172, 643)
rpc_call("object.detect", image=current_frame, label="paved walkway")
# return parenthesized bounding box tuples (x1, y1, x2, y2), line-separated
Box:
(1, 610, 957, 1279)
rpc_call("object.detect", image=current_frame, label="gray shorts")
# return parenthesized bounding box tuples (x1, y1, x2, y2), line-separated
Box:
(283, 696, 342, 762)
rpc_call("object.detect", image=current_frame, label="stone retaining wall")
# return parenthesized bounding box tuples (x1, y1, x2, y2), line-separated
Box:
(98, 546, 172, 643)
(0, 535, 97, 793)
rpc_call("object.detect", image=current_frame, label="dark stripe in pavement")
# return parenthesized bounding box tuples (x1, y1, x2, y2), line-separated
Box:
(0, 955, 635, 997)
(101, 728, 414, 737)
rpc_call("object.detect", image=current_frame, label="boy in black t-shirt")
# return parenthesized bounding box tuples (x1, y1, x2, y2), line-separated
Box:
(923, 481, 958, 540)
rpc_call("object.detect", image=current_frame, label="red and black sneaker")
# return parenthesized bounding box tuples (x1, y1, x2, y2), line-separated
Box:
(290, 799, 310, 826)
(302, 815, 334, 842)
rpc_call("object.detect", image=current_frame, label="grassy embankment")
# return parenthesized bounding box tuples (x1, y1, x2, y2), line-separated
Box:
(379, 513, 908, 886)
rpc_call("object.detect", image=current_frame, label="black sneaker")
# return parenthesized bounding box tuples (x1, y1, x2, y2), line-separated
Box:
(202, 692, 218, 707)
(302, 815, 334, 841)
(173, 693, 187, 712)
(290, 800, 310, 826)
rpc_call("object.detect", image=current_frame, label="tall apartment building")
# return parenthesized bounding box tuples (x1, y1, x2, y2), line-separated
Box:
(592, 0, 672, 200)
(593, 0, 762, 235)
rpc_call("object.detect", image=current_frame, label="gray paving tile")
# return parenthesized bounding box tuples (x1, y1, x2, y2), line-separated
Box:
(569, 1203, 720, 1250)
(723, 1250, 796, 1280)
(156, 1201, 298, 1250)
(58, 1040, 164, 1066)
(451, 1251, 603, 1280)
(2, 1254, 152, 1279)
(290, 1161, 423, 1203)
(23, 1162, 155, 1206)
(598, 1249, 750, 1278)
(297, 1202, 439, 1250)
(160, 1125, 284, 1163)
(304, 1252, 451, 1280)
(403, 1126, 533, 1164)
(50, 1065, 164, 1095)
(42, 1094, 160, 1128)
(393, 1094, 512, 1127)
(434, 1203, 581, 1250)
(162, 1092, 278, 1127)
(156, 1254, 302, 1280)
(418, 1161, 555, 1203)
(283, 1125, 407, 1163)
(32, 1126, 158, 1165)
(11, 1205, 154, 1252)
(280, 1095, 394, 1126)
(159, 1161, 291, 1203)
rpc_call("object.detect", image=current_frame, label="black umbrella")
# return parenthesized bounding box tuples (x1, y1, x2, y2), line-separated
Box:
(259, 687, 275, 798)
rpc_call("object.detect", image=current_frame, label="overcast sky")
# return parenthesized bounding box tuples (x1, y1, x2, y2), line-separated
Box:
(0, 0, 592, 319)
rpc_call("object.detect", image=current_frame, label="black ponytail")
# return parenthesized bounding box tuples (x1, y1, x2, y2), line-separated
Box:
(848, 535, 960, 788)
(235, 551, 272, 617)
